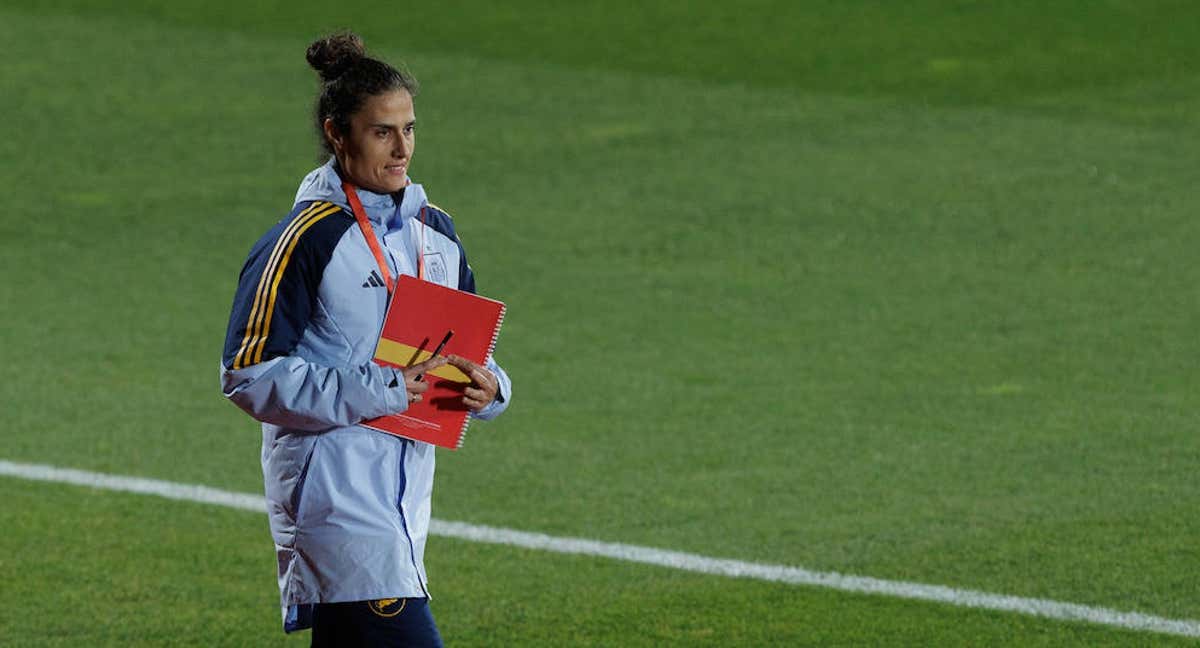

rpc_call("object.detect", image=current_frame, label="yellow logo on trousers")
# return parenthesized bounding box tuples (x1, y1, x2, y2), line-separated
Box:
(368, 598, 406, 618)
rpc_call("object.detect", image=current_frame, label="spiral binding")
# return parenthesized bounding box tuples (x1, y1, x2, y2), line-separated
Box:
(453, 303, 506, 449)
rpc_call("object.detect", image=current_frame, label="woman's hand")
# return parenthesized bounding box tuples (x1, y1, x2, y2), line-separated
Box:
(400, 355, 448, 404)
(445, 355, 499, 412)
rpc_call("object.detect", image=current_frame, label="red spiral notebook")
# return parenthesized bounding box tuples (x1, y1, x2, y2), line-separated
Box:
(362, 275, 506, 449)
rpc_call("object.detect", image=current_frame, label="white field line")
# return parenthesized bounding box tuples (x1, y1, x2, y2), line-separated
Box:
(2, 459, 1197, 639)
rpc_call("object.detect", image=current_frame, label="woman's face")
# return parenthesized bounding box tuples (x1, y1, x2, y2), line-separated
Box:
(326, 89, 416, 194)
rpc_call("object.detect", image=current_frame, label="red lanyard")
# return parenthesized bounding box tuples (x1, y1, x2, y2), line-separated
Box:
(343, 182, 427, 292)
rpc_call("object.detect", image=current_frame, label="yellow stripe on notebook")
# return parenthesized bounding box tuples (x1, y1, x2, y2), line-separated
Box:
(375, 339, 471, 383)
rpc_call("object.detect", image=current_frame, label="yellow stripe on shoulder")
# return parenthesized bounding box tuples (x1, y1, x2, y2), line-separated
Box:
(246, 202, 341, 366)
(232, 202, 333, 370)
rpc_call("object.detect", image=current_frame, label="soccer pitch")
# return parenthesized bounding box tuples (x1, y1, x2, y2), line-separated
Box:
(2, 2, 1198, 645)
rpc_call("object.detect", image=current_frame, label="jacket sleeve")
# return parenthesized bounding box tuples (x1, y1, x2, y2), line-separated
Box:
(221, 356, 409, 431)
(220, 202, 409, 431)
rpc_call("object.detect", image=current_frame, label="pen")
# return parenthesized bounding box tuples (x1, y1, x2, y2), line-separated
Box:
(414, 329, 453, 382)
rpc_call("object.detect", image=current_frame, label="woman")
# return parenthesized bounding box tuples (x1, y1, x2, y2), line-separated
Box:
(220, 32, 511, 646)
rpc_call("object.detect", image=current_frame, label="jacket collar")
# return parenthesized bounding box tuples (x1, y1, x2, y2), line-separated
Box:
(293, 157, 426, 230)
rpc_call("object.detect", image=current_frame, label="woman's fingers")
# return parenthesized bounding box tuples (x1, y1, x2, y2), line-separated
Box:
(463, 386, 486, 401)
(407, 355, 498, 411)
(445, 356, 491, 386)
(399, 356, 445, 407)
(448, 355, 498, 410)
(408, 355, 447, 377)
(462, 387, 490, 410)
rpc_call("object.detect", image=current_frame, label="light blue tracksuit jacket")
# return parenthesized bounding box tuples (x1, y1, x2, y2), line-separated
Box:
(220, 159, 511, 632)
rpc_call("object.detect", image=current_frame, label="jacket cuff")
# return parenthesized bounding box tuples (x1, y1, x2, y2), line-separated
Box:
(379, 366, 410, 416)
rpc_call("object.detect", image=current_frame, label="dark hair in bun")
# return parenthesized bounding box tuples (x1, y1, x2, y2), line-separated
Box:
(307, 31, 419, 158)
(306, 31, 368, 83)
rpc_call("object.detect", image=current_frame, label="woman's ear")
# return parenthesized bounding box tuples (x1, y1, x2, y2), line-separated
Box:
(322, 118, 343, 154)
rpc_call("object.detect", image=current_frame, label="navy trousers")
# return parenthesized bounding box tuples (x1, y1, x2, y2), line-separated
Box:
(310, 597, 443, 647)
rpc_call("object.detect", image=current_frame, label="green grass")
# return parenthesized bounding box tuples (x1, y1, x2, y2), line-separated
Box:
(12, 0, 1200, 113)
(1, 1, 1198, 645)
(2, 478, 1191, 647)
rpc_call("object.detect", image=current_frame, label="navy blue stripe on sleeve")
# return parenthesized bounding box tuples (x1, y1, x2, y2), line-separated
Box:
(423, 204, 476, 294)
(222, 201, 355, 369)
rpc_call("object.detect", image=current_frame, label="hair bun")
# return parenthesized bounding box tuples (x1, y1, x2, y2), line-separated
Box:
(306, 32, 367, 82)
